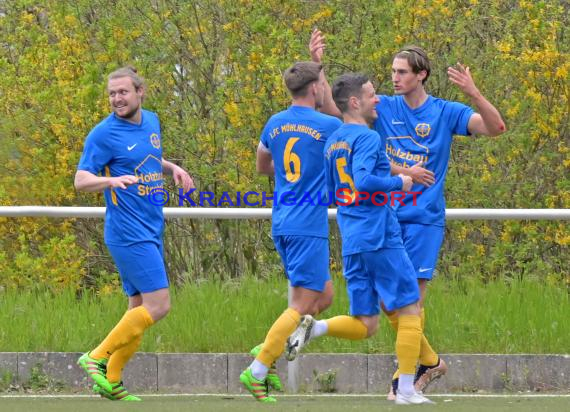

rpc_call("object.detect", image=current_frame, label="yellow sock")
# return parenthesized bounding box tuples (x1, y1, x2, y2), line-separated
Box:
(325, 316, 368, 340)
(396, 314, 422, 375)
(385, 311, 401, 379)
(105, 335, 142, 383)
(419, 308, 439, 366)
(90, 306, 154, 360)
(257, 308, 300, 367)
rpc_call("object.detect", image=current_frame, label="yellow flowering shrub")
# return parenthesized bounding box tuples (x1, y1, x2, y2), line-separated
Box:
(0, 0, 567, 290)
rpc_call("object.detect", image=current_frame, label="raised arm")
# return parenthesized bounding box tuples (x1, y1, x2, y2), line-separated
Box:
(447, 63, 506, 136)
(310, 29, 342, 118)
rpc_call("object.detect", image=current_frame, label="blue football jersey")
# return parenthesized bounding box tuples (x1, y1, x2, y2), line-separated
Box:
(324, 123, 404, 256)
(77, 109, 164, 245)
(260, 105, 342, 238)
(374, 95, 474, 226)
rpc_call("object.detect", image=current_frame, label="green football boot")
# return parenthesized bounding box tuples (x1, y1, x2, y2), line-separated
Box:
(250, 344, 283, 391)
(239, 368, 276, 403)
(93, 381, 141, 401)
(77, 352, 112, 393)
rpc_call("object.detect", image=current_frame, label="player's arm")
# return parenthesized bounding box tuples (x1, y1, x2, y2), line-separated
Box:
(447, 63, 506, 136)
(256, 142, 274, 176)
(162, 158, 194, 192)
(391, 161, 435, 186)
(74, 170, 138, 192)
(356, 168, 412, 193)
(309, 28, 342, 118)
(75, 130, 134, 193)
(352, 136, 411, 192)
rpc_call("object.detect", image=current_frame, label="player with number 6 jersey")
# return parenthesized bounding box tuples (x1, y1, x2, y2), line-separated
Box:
(260, 100, 342, 239)
(239, 61, 341, 403)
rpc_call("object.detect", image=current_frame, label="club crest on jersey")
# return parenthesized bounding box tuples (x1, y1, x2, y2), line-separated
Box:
(415, 123, 431, 138)
(150, 133, 161, 149)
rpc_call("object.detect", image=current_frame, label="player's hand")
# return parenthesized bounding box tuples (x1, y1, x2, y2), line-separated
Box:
(109, 175, 139, 189)
(171, 164, 195, 192)
(408, 161, 435, 186)
(309, 28, 325, 63)
(398, 174, 413, 192)
(447, 63, 480, 98)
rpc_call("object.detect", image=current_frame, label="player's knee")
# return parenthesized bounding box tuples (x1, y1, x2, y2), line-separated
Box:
(397, 302, 421, 317)
(291, 301, 315, 316)
(418, 279, 428, 308)
(316, 298, 332, 314)
(291, 293, 325, 316)
(304, 302, 321, 316)
(317, 290, 334, 313)
(147, 300, 171, 322)
(365, 321, 378, 337)
(159, 300, 171, 319)
(359, 317, 378, 337)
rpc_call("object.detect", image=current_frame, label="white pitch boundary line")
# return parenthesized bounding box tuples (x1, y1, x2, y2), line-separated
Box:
(1, 393, 569, 399)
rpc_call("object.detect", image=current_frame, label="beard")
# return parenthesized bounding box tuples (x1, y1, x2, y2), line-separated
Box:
(365, 111, 378, 126)
(115, 105, 140, 120)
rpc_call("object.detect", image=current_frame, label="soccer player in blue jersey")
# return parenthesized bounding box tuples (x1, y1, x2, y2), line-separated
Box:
(239, 61, 342, 403)
(291, 72, 433, 405)
(376, 46, 506, 397)
(74, 67, 194, 401)
(308, 30, 506, 397)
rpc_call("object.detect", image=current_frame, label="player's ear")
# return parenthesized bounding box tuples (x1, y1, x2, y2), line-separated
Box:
(418, 70, 427, 82)
(311, 81, 318, 97)
(349, 95, 359, 110)
(136, 85, 145, 103)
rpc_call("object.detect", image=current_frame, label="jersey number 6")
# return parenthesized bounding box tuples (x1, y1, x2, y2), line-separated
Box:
(284, 137, 301, 183)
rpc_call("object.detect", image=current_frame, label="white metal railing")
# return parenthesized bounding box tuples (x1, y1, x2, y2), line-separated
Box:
(1, 206, 569, 220)
(1, 205, 568, 392)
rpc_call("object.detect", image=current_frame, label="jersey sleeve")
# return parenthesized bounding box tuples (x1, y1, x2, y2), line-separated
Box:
(324, 144, 336, 195)
(77, 127, 113, 175)
(445, 101, 475, 136)
(259, 120, 272, 150)
(352, 131, 402, 192)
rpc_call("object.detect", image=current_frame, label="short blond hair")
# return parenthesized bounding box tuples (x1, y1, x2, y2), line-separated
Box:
(108, 66, 145, 90)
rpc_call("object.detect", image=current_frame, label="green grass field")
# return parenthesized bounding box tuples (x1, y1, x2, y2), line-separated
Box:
(1, 275, 568, 353)
(1, 395, 569, 412)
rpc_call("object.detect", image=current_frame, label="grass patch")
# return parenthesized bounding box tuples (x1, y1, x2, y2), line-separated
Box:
(0, 275, 568, 353)
(0, 370, 14, 392)
(23, 363, 65, 393)
(1, 396, 570, 412)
